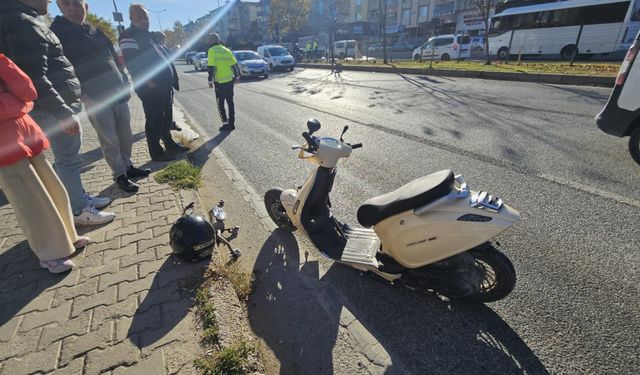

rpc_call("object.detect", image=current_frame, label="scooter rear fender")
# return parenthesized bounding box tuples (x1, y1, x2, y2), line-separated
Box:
(374, 193, 520, 269)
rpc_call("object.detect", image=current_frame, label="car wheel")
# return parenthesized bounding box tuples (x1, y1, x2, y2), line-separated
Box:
(441, 53, 450, 61)
(339, 52, 345, 59)
(269, 63, 274, 70)
(263, 74, 269, 79)
(289, 66, 294, 72)
(413, 54, 421, 62)
(629, 126, 640, 166)
(497, 47, 509, 60)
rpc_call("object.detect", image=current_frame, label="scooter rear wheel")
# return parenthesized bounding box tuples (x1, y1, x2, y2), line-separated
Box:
(466, 243, 516, 303)
(264, 188, 297, 232)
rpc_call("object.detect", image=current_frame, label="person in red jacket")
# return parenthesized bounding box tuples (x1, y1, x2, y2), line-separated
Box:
(0, 53, 89, 274)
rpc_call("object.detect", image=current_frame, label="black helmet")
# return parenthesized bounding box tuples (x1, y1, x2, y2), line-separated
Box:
(169, 204, 216, 262)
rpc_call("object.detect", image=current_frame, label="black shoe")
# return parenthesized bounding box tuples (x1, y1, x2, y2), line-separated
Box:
(127, 165, 151, 178)
(115, 175, 139, 193)
(170, 121, 182, 131)
(150, 153, 176, 162)
(219, 124, 235, 131)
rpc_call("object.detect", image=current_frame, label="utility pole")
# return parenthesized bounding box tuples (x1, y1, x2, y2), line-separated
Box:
(382, 0, 387, 63)
(112, 0, 125, 35)
(149, 8, 167, 31)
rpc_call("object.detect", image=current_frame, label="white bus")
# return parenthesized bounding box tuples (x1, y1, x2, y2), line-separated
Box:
(488, 0, 640, 60)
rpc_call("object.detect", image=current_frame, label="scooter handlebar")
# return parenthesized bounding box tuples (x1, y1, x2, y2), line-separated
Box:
(302, 132, 318, 152)
(350, 143, 363, 149)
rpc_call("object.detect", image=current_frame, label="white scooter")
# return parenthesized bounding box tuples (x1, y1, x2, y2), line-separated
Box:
(264, 119, 521, 302)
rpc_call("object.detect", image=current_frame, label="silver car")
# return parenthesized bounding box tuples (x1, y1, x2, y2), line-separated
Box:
(193, 52, 207, 71)
(233, 50, 269, 78)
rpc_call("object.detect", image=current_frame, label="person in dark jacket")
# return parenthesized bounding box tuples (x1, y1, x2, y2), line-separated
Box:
(118, 3, 187, 162)
(51, 0, 151, 193)
(0, 0, 115, 225)
(152, 31, 182, 132)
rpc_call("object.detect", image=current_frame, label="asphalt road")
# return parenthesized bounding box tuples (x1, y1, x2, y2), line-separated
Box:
(174, 64, 639, 374)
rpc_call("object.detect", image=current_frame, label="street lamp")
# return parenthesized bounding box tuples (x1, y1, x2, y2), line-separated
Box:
(148, 8, 167, 31)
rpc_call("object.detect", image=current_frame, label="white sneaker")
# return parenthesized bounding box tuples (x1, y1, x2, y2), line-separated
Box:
(40, 258, 74, 274)
(74, 206, 116, 226)
(83, 193, 111, 209)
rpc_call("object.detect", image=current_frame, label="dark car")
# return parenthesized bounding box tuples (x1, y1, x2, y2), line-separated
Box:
(595, 31, 640, 165)
(185, 51, 197, 64)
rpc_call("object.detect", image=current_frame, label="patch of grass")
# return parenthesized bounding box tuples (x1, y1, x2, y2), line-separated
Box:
(194, 341, 256, 375)
(154, 160, 202, 190)
(215, 262, 253, 301)
(195, 286, 219, 345)
(309, 59, 620, 77)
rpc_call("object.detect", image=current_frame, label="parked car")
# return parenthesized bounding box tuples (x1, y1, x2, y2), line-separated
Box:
(185, 51, 197, 64)
(368, 43, 384, 53)
(470, 36, 485, 52)
(192, 52, 207, 71)
(257, 45, 295, 71)
(334, 40, 360, 59)
(412, 34, 471, 61)
(233, 50, 269, 79)
(595, 31, 640, 165)
(391, 40, 415, 52)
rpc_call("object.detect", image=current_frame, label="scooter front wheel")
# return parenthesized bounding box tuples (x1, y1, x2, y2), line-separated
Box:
(466, 243, 516, 303)
(264, 188, 297, 232)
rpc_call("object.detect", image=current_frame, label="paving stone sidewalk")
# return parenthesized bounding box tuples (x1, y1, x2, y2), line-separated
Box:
(0, 98, 204, 374)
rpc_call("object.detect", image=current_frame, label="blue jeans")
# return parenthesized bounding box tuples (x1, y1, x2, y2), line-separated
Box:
(31, 110, 86, 214)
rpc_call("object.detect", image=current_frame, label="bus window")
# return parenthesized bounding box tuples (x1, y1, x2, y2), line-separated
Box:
(515, 12, 539, 29)
(347, 41, 356, 48)
(578, 2, 628, 25)
(490, 15, 514, 35)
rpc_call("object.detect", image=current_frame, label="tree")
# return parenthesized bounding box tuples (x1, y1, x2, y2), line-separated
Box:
(166, 21, 186, 49)
(269, 0, 311, 40)
(474, 0, 493, 65)
(86, 13, 117, 43)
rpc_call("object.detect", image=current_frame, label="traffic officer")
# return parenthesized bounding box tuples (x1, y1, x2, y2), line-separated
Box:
(313, 39, 319, 61)
(306, 40, 312, 61)
(207, 33, 240, 132)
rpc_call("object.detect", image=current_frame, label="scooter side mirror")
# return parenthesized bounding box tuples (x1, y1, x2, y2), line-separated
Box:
(340, 125, 348, 141)
(307, 118, 321, 134)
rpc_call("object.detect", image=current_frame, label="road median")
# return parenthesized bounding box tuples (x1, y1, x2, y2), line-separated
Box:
(298, 62, 616, 87)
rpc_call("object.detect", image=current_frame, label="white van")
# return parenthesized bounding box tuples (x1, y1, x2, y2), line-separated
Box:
(257, 45, 295, 71)
(412, 34, 471, 61)
(334, 40, 360, 59)
(596, 31, 640, 165)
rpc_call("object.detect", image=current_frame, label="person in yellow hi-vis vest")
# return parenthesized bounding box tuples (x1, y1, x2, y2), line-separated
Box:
(305, 40, 312, 61)
(207, 33, 240, 131)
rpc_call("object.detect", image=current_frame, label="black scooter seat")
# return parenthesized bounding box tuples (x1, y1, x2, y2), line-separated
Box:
(357, 170, 455, 227)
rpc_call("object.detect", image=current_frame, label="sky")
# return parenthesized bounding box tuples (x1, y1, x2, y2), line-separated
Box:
(49, 0, 227, 31)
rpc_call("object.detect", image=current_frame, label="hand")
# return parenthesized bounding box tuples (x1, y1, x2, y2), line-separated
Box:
(147, 80, 158, 88)
(208, 81, 213, 89)
(60, 116, 80, 135)
(234, 77, 240, 84)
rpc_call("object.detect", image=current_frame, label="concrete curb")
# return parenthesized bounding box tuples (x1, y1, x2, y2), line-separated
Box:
(298, 63, 615, 87)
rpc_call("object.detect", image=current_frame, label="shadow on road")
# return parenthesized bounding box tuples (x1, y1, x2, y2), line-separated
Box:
(189, 131, 232, 167)
(129, 256, 209, 348)
(249, 230, 549, 374)
(0, 241, 74, 327)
